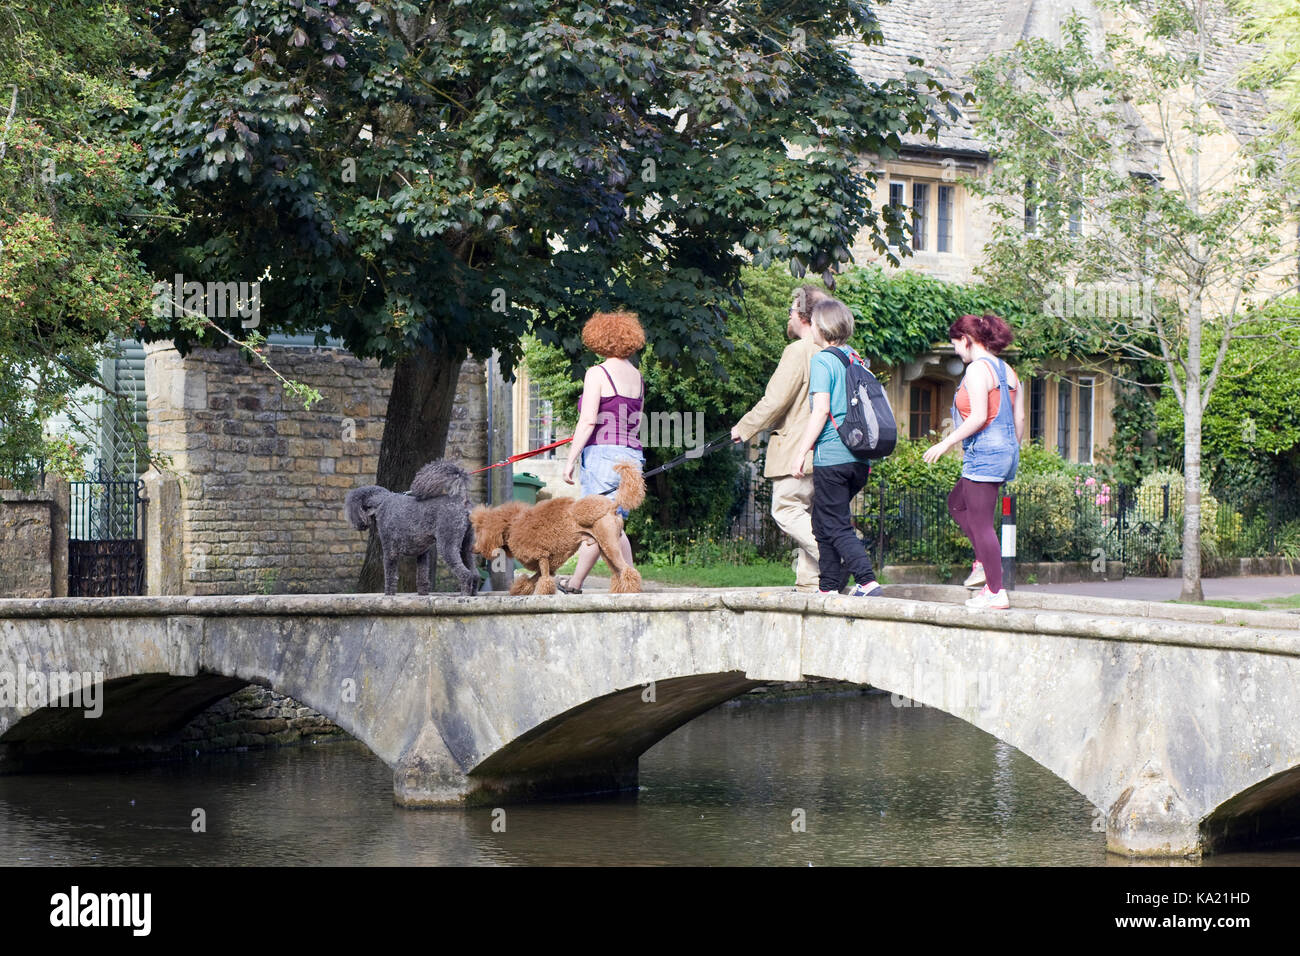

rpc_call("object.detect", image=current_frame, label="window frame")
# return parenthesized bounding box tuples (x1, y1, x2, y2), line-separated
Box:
(884, 173, 960, 256)
(526, 382, 556, 459)
(1056, 378, 1072, 459)
(1029, 376, 1045, 442)
(1076, 376, 1095, 464)
(937, 184, 955, 253)
(908, 379, 942, 440)
(912, 182, 930, 252)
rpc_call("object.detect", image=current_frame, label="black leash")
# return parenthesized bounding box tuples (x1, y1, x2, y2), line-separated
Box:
(591, 432, 740, 496)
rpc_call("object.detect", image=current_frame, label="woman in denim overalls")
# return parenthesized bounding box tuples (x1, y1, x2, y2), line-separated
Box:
(922, 313, 1025, 609)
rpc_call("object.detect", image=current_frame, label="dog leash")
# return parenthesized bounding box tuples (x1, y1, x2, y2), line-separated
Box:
(470, 436, 573, 475)
(589, 432, 741, 496)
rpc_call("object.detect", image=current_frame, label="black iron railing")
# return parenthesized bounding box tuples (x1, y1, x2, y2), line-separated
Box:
(725, 469, 1300, 575)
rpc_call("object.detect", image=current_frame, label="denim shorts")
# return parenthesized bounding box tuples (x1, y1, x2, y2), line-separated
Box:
(961, 429, 1020, 483)
(580, 444, 645, 518)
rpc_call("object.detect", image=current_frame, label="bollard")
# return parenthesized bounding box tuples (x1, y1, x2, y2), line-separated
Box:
(1001, 492, 1016, 590)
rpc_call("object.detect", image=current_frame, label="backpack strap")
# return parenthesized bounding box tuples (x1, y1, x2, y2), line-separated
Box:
(822, 346, 850, 368)
(820, 347, 853, 428)
(822, 346, 865, 367)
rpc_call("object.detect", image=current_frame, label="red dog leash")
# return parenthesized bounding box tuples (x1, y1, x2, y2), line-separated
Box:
(470, 436, 573, 475)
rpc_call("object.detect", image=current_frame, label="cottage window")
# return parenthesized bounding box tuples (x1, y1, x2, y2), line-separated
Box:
(912, 183, 930, 251)
(1077, 377, 1095, 463)
(909, 380, 942, 439)
(527, 383, 556, 458)
(938, 186, 955, 252)
(1056, 378, 1072, 458)
(1029, 376, 1045, 442)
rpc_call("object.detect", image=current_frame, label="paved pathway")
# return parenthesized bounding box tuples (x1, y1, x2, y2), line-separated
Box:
(1017, 574, 1300, 603)
(494, 569, 1300, 603)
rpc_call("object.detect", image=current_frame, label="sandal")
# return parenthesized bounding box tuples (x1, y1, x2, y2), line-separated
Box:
(556, 577, 583, 594)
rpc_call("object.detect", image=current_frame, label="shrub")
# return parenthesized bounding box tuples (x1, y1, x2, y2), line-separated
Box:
(870, 435, 961, 496)
(1008, 472, 1078, 561)
(1016, 439, 1074, 478)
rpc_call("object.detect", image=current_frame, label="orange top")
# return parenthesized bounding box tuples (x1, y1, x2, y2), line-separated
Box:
(955, 366, 1018, 429)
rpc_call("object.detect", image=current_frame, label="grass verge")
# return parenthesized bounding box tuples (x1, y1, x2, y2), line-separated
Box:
(554, 556, 795, 588)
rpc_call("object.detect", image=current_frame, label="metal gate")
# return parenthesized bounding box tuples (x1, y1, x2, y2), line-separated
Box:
(69, 463, 144, 597)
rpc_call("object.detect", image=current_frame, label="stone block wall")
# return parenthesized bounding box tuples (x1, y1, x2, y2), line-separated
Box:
(1, 492, 53, 598)
(180, 686, 348, 752)
(0, 476, 69, 598)
(145, 343, 489, 595)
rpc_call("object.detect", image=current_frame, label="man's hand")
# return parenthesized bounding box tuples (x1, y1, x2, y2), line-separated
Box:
(730, 425, 743, 443)
(792, 449, 810, 478)
(562, 458, 576, 484)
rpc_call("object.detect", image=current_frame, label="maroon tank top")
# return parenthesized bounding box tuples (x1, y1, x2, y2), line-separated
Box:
(578, 364, 644, 450)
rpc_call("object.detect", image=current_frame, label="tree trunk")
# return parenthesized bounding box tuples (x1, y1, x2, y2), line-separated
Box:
(356, 346, 466, 592)
(1180, 56, 1205, 606)
(1180, 298, 1204, 603)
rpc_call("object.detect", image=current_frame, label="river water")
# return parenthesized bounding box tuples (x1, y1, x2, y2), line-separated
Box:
(0, 692, 1293, 865)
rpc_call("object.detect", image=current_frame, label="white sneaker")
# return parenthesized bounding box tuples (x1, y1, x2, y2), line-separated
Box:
(963, 560, 986, 589)
(965, 586, 1009, 610)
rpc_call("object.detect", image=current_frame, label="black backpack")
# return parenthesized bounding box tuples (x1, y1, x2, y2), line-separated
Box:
(822, 347, 897, 459)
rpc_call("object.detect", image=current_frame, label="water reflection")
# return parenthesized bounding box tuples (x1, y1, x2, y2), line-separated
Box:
(0, 693, 1294, 866)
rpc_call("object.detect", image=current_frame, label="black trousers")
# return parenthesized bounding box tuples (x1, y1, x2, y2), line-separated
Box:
(811, 460, 875, 592)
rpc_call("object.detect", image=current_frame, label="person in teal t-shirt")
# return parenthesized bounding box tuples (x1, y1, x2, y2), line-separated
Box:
(808, 345, 862, 468)
(791, 298, 882, 597)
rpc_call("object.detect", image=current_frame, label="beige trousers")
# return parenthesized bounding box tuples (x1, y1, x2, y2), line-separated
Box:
(770, 474, 820, 590)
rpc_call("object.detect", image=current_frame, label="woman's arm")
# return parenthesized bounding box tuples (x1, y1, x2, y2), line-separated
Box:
(922, 363, 991, 464)
(563, 367, 605, 484)
(791, 391, 831, 478)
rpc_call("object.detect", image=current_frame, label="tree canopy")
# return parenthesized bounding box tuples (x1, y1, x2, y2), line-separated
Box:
(0, 0, 167, 473)
(131, 0, 959, 372)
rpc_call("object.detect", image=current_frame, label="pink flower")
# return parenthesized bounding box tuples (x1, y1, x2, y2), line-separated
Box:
(1102, 483, 1111, 494)
(1085, 476, 1096, 487)
(1096, 494, 1110, 507)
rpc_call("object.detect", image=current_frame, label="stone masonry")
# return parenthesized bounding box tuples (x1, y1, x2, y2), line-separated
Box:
(0, 476, 69, 599)
(144, 342, 488, 595)
(0, 492, 54, 598)
(180, 686, 349, 753)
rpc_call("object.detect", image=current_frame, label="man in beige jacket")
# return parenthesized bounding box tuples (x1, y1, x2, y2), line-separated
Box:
(731, 285, 830, 591)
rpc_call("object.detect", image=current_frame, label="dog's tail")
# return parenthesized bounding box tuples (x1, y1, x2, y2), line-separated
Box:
(345, 486, 386, 530)
(613, 461, 646, 514)
(410, 459, 469, 500)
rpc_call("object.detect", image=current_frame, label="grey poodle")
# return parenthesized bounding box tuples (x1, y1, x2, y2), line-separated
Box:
(344, 460, 480, 596)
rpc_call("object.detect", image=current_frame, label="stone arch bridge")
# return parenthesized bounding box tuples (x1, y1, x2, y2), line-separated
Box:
(3, 586, 1300, 858)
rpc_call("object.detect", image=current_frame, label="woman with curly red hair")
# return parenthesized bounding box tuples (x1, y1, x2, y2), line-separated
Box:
(923, 313, 1025, 610)
(558, 310, 646, 593)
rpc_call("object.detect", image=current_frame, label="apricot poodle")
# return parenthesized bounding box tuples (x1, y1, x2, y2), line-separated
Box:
(471, 461, 645, 595)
